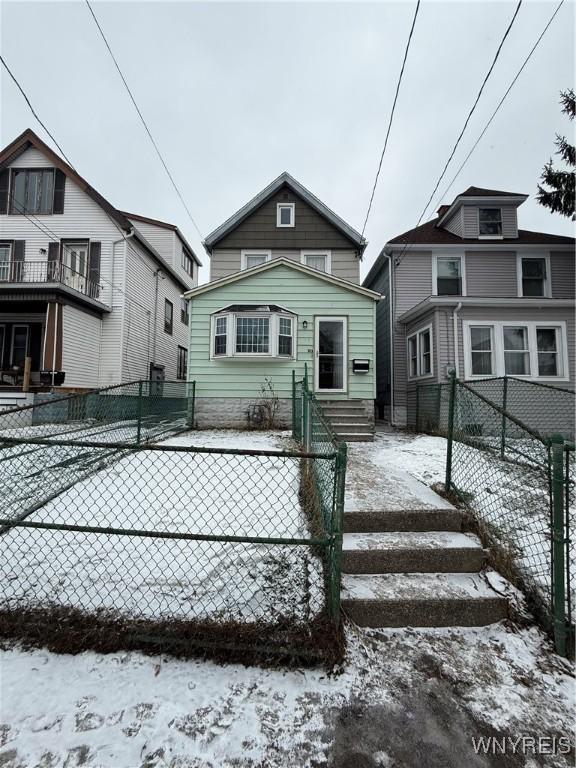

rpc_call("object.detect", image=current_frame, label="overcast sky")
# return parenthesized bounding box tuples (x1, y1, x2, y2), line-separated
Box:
(1, 0, 574, 283)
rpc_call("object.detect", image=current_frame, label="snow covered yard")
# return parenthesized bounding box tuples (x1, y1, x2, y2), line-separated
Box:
(0, 430, 325, 626)
(0, 623, 573, 768)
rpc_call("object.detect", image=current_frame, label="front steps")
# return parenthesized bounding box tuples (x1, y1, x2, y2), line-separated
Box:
(320, 400, 374, 442)
(341, 507, 509, 628)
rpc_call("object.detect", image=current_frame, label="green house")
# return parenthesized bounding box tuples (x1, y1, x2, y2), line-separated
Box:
(184, 173, 380, 439)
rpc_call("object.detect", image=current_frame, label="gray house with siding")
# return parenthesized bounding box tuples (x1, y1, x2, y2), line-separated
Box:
(363, 186, 575, 426)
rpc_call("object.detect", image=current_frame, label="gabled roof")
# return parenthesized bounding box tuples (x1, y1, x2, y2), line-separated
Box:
(121, 210, 202, 266)
(183, 258, 380, 300)
(0, 129, 199, 286)
(387, 217, 575, 246)
(0, 128, 133, 232)
(203, 171, 367, 254)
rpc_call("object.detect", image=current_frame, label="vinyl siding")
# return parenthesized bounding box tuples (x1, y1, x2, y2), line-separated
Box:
(61, 304, 102, 388)
(443, 209, 463, 237)
(404, 310, 436, 427)
(465, 251, 518, 297)
(122, 238, 189, 382)
(369, 259, 390, 414)
(188, 264, 376, 401)
(213, 186, 360, 251)
(551, 251, 576, 298)
(128, 219, 197, 289)
(462, 204, 518, 239)
(210, 248, 359, 283)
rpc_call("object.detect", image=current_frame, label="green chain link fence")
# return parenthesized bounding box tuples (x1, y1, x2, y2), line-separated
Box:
(416, 375, 575, 442)
(439, 374, 574, 656)
(0, 377, 346, 664)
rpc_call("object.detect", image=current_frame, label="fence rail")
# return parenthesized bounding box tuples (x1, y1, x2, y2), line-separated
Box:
(441, 373, 574, 656)
(0, 376, 346, 663)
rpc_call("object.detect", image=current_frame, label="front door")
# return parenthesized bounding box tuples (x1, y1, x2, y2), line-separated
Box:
(314, 317, 347, 393)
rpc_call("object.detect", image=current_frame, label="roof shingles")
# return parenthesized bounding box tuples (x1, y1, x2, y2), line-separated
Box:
(388, 217, 575, 246)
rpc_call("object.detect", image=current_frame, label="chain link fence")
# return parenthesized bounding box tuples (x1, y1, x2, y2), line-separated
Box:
(416, 376, 575, 442)
(442, 376, 574, 656)
(0, 378, 346, 664)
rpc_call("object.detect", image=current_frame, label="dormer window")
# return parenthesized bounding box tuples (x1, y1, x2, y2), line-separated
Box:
(276, 203, 295, 228)
(478, 208, 502, 237)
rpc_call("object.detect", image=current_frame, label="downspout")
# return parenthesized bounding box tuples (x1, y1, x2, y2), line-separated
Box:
(452, 301, 462, 378)
(112, 228, 135, 383)
(385, 251, 396, 425)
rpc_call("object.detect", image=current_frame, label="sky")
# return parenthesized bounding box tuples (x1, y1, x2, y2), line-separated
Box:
(1, 0, 574, 284)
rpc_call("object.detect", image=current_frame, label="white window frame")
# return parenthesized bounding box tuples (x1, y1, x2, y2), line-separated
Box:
(516, 253, 551, 298)
(468, 325, 495, 377)
(463, 320, 569, 382)
(406, 324, 434, 380)
(300, 250, 332, 274)
(276, 203, 295, 228)
(432, 254, 466, 296)
(210, 310, 297, 360)
(240, 250, 272, 271)
(0, 243, 12, 281)
(10, 324, 29, 366)
(477, 207, 504, 239)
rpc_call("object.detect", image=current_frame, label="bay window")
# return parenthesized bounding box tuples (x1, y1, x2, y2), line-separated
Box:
(464, 322, 567, 380)
(407, 325, 433, 379)
(211, 306, 296, 359)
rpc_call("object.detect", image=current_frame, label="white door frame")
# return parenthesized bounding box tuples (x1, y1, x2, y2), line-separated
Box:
(314, 316, 347, 393)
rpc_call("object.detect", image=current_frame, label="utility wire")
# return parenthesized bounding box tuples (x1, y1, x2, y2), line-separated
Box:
(0, 54, 77, 170)
(360, 0, 420, 240)
(415, 0, 523, 227)
(84, 0, 204, 240)
(431, 0, 565, 211)
(394, 0, 526, 267)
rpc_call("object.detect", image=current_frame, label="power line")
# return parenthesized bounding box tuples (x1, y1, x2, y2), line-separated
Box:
(360, 0, 421, 240)
(84, 0, 204, 241)
(0, 55, 77, 170)
(415, 0, 523, 227)
(431, 0, 565, 211)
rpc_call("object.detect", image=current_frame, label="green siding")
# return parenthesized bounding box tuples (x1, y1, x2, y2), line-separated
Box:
(189, 264, 377, 400)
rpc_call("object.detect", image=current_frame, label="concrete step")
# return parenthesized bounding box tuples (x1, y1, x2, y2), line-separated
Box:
(332, 422, 373, 433)
(341, 572, 508, 627)
(329, 413, 373, 424)
(344, 509, 463, 533)
(338, 433, 375, 443)
(342, 531, 485, 573)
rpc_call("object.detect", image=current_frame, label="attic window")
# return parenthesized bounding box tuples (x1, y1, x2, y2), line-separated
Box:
(10, 169, 55, 215)
(277, 203, 295, 228)
(478, 208, 502, 237)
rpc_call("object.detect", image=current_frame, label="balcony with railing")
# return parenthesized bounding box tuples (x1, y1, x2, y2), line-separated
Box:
(0, 260, 102, 302)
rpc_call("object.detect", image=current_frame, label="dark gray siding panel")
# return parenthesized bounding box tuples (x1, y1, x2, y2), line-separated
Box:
(214, 186, 358, 250)
(368, 260, 390, 417)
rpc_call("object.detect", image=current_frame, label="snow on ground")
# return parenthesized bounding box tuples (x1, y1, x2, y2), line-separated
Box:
(345, 429, 453, 511)
(0, 430, 324, 624)
(361, 428, 575, 610)
(1, 623, 573, 768)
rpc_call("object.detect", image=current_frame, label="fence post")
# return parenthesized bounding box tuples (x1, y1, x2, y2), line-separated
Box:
(445, 371, 457, 492)
(136, 380, 143, 445)
(330, 442, 347, 624)
(500, 376, 508, 460)
(550, 433, 567, 656)
(186, 380, 195, 429)
(291, 369, 296, 437)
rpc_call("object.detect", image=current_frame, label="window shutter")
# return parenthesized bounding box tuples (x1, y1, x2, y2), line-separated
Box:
(0, 168, 9, 214)
(47, 241, 60, 281)
(11, 240, 25, 280)
(89, 241, 101, 298)
(53, 169, 66, 214)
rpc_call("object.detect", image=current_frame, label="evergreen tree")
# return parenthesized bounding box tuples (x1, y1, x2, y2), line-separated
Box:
(537, 89, 575, 219)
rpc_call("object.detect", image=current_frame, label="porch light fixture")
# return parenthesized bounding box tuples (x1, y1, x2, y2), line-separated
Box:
(302, 320, 308, 329)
